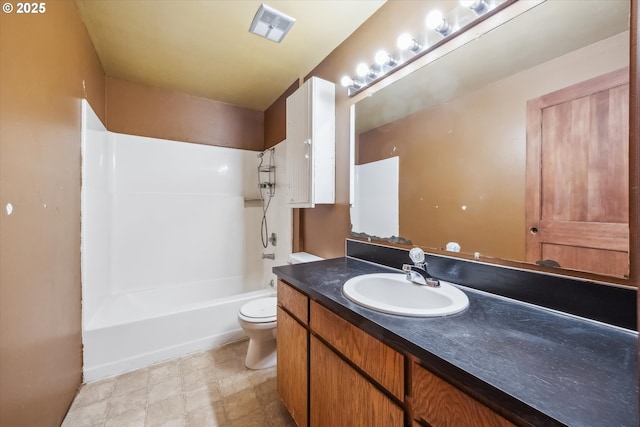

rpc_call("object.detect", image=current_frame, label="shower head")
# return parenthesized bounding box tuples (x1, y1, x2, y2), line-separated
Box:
(257, 152, 264, 158)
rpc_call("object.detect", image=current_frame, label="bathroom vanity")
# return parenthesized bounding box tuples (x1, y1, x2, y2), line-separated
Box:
(273, 255, 637, 427)
(274, 0, 639, 424)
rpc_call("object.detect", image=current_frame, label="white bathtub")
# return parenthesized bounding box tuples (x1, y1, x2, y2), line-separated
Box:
(82, 277, 274, 382)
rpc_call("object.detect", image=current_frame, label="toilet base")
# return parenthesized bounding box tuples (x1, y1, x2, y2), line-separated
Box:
(245, 336, 277, 370)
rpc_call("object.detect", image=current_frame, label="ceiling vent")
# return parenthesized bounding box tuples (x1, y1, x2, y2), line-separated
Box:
(249, 4, 296, 43)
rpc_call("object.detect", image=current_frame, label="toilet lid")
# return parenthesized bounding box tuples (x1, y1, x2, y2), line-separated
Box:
(240, 297, 277, 321)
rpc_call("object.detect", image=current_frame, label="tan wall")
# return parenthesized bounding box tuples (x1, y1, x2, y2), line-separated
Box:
(106, 76, 264, 150)
(0, 1, 105, 426)
(357, 33, 628, 262)
(265, 80, 299, 149)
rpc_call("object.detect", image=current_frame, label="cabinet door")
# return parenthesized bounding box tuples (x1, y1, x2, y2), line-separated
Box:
(412, 363, 515, 427)
(286, 77, 335, 207)
(287, 81, 312, 207)
(277, 307, 308, 427)
(310, 335, 403, 427)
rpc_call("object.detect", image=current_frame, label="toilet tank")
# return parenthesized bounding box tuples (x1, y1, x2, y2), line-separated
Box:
(288, 252, 324, 264)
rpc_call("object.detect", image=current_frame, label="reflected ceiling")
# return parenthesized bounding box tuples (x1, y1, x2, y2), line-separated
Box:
(75, 0, 385, 111)
(356, 0, 629, 134)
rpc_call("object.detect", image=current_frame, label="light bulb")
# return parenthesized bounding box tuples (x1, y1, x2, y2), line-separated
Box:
(356, 62, 371, 78)
(374, 50, 396, 67)
(374, 50, 388, 65)
(340, 75, 361, 89)
(426, 10, 445, 30)
(397, 33, 421, 53)
(340, 75, 353, 88)
(397, 33, 413, 50)
(426, 10, 452, 36)
(460, 0, 475, 6)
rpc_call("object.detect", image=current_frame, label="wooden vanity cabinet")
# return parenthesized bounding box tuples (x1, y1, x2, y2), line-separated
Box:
(277, 281, 309, 427)
(411, 362, 516, 427)
(277, 280, 403, 427)
(277, 279, 515, 427)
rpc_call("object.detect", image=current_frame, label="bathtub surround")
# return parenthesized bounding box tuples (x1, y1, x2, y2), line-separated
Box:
(256, 141, 293, 287)
(81, 101, 288, 381)
(82, 100, 111, 327)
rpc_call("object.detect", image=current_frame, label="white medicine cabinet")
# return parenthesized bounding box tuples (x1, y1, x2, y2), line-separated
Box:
(286, 77, 335, 208)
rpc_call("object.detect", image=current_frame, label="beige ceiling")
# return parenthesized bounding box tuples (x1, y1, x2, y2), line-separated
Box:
(75, 0, 385, 111)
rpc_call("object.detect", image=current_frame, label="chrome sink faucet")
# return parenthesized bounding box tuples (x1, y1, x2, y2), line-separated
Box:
(402, 247, 440, 287)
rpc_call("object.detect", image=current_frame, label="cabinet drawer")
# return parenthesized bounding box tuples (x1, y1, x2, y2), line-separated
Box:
(278, 280, 308, 325)
(310, 301, 404, 400)
(412, 362, 515, 427)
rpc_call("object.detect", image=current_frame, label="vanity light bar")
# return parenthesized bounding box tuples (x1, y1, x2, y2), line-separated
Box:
(340, 0, 507, 96)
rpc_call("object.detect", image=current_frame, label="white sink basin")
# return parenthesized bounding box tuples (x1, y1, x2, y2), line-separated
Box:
(343, 273, 469, 317)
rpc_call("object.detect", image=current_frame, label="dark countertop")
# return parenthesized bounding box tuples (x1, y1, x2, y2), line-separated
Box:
(274, 257, 638, 427)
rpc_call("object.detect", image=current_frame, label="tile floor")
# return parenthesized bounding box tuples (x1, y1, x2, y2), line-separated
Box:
(62, 339, 297, 427)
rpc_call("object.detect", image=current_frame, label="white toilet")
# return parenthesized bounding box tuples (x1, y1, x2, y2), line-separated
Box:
(238, 296, 278, 369)
(238, 252, 324, 369)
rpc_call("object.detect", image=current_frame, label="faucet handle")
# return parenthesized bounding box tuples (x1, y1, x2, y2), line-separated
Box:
(409, 247, 425, 264)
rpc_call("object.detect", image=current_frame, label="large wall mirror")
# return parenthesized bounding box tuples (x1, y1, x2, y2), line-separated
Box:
(350, 0, 632, 282)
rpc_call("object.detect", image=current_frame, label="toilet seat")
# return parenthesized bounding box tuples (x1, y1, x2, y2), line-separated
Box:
(238, 297, 277, 323)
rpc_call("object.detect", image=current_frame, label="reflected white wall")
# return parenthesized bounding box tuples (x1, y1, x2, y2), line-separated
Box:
(351, 156, 399, 238)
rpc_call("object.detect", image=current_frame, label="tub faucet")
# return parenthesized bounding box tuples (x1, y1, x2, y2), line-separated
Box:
(262, 253, 275, 260)
(402, 247, 440, 287)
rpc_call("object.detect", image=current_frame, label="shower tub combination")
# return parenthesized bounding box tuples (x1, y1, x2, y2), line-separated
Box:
(82, 279, 273, 382)
(80, 100, 288, 382)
